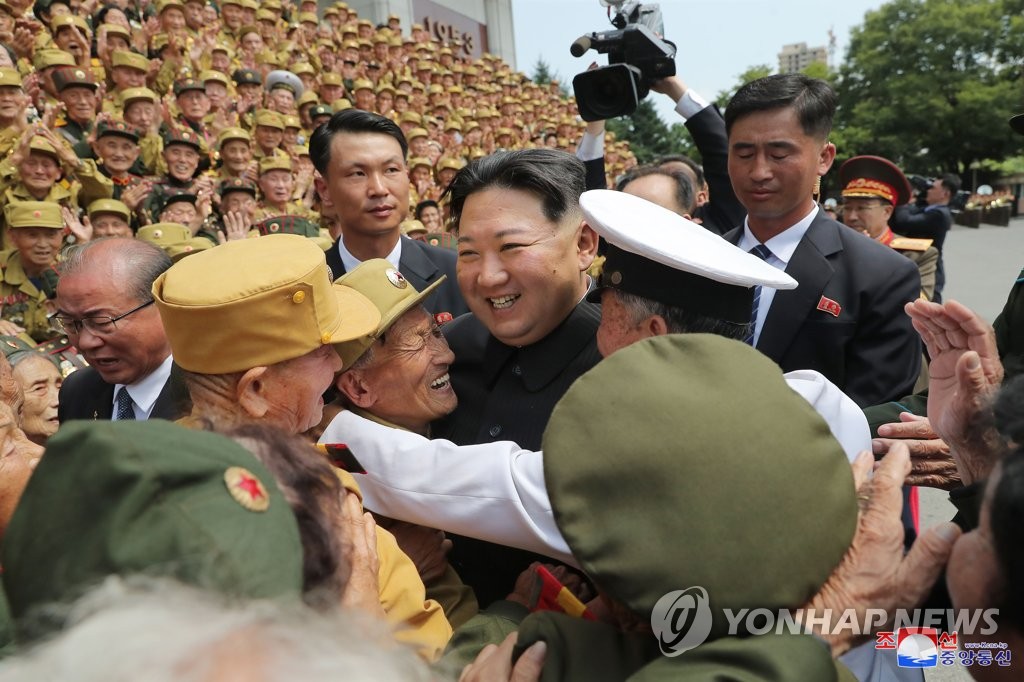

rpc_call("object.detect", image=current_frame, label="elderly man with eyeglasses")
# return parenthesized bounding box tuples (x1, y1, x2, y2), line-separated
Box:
(54, 238, 190, 422)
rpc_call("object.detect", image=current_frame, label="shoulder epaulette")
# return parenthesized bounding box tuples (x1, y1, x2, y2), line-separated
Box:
(890, 237, 933, 252)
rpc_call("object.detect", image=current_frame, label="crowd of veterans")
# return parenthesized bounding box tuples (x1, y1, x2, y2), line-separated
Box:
(0, 0, 1020, 680)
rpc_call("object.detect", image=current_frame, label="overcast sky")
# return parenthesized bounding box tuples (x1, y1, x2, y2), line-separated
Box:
(511, 0, 887, 122)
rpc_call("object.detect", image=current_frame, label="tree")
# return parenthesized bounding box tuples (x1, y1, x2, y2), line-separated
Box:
(834, 0, 1022, 186)
(715, 64, 773, 109)
(531, 57, 555, 86)
(606, 98, 696, 164)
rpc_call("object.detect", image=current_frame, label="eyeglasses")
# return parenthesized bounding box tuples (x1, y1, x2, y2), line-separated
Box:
(54, 300, 154, 336)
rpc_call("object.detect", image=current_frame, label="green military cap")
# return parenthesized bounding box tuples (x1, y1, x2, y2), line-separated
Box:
(321, 72, 343, 86)
(233, 68, 262, 86)
(406, 127, 428, 141)
(95, 119, 139, 144)
(309, 104, 332, 119)
(152, 234, 381, 374)
(259, 155, 292, 174)
(51, 66, 97, 93)
(199, 69, 230, 87)
(100, 22, 131, 41)
(252, 215, 318, 238)
(87, 198, 131, 222)
(332, 259, 445, 368)
(119, 86, 158, 107)
(541, 334, 856, 641)
(162, 127, 201, 150)
(156, 188, 197, 214)
(219, 177, 258, 196)
(4, 201, 62, 229)
(0, 66, 21, 88)
(254, 108, 285, 129)
(111, 49, 149, 72)
(138, 222, 211, 261)
(0, 335, 48, 368)
(173, 78, 206, 96)
(217, 126, 251, 147)
(424, 232, 457, 251)
(331, 98, 353, 112)
(1, 420, 305, 636)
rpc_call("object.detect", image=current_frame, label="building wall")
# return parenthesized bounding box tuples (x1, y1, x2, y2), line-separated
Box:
(332, 0, 515, 66)
(777, 42, 827, 74)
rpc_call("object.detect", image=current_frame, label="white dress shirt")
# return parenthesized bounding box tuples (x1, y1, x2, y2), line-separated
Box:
(320, 370, 869, 566)
(336, 234, 402, 273)
(738, 204, 819, 345)
(112, 354, 173, 420)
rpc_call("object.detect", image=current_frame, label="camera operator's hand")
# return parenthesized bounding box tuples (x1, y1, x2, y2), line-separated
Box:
(651, 75, 687, 103)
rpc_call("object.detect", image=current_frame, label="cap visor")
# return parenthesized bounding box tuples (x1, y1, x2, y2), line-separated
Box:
(326, 287, 382, 344)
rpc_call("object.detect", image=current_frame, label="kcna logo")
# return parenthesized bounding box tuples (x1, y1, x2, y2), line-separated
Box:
(650, 586, 714, 656)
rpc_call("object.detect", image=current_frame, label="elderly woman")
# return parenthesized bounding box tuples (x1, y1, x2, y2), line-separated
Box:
(0, 352, 42, 545)
(0, 336, 61, 445)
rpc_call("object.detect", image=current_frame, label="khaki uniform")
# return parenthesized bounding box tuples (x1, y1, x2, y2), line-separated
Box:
(885, 232, 939, 301)
(0, 250, 59, 343)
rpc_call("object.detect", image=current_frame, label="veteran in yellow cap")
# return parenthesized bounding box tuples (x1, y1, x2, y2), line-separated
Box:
(0, 201, 64, 342)
(137, 222, 212, 261)
(839, 155, 939, 301)
(151, 235, 453, 660)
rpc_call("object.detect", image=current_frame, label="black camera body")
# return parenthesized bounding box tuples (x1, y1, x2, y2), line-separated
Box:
(570, 2, 676, 121)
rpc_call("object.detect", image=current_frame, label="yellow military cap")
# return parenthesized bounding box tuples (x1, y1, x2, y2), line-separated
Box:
(351, 78, 374, 92)
(291, 62, 315, 77)
(199, 70, 230, 87)
(321, 72, 343, 87)
(156, 0, 185, 13)
(406, 127, 428, 140)
(153, 234, 381, 373)
(119, 87, 157, 107)
(400, 219, 427, 236)
(443, 120, 462, 133)
(254, 109, 285, 129)
(0, 67, 21, 88)
(34, 49, 75, 70)
(296, 90, 319, 108)
(87, 198, 131, 221)
(332, 258, 445, 368)
(99, 23, 131, 41)
(330, 98, 352, 112)
(259, 155, 292, 174)
(408, 156, 431, 170)
(111, 49, 150, 72)
(5, 201, 63, 229)
(399, 111, 422, 125)
(137, 223, 212, 261)
(28, 137, 59, 159)
(376, 83, 395, 95)
(282, 114, 301, 129)
(240, 0, 258, 9)
(51, 14, 91, 35)
(437, 156, 463, 172)
(217, 126, 251, 147)
(220, 0, 242, 6)
(298, 11, 318, 24)
(256, 8, 276, 22)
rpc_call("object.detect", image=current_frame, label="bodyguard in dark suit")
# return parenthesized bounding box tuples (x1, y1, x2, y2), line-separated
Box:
(723, 74, 921, 408)
(311, 109, 467, 318)
(433, 149, 601, 606)
(55, 239, 185, 423)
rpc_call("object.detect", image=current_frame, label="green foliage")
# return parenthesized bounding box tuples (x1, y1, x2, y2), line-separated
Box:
(606, 98, 696, 165)
(834, 0, 1022, 184)
(530, 57, 569, 97)
(715, 64, 774, 109)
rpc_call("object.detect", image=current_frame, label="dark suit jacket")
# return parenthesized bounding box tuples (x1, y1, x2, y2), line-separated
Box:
(57, 363, 191, 422)
(724, 213, 922, 408)
(325, 235, 468, 318)
(686, 105, 746, 236)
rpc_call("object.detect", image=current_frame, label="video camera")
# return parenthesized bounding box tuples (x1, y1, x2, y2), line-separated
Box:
(570, 1, 676, 121)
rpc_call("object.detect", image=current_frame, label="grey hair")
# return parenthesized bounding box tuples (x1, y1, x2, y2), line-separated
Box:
(61, 238, 172, 304)
(613, 289, 752, 341)
(0, 577, 432, 682)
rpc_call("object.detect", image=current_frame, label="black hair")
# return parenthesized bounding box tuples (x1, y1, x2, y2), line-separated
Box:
(613, 289, 751, 341)
(309, 109, 408, 176)
(654, 153, 705, 190)
(414, 199, 439, 220)
(939, 173, 962, 197)
(724, 73, 837, 140)
(444, 148, 585, 231)
(617, 164, 697, 215)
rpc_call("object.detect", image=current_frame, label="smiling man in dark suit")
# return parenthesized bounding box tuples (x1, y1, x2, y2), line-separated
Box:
(722, 74, 921, 408)
(311, 109, 467, 320)
(55, 239, 189, 422)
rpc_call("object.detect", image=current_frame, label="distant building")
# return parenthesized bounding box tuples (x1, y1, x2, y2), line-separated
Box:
(336, 0, 516, 66)
(778, 42, 827, 74)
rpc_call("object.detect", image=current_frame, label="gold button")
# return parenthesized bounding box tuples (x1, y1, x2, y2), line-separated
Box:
(292, 291, 305, 304)
(321, 332, 331, 344)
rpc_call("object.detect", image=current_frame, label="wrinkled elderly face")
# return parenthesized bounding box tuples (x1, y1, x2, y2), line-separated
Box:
(221, 190, 256, 219)
(0, 399, 43, 541)
(12, 355, 60, 444)
(94, 134, 140, 175)
(341, 307, 455, 433)
(111, 65, 146, 90)
(59, 85, 96, 123)
(90, 212, 132, 238)
(0, 84, 22, 119)
(259, 345, 342, 434)
(18, 151, 61, 195)
(164, 143, 200, 181)
(220, 139, 252, 174)
(177, 89, 210, 121)
(9, 227, 62, 271)
(160, 200, 197, 225)
(258, 169, 293, 205)
(840, 198, 892, 239)
(254, 125, 282, 152)
(124, 100, 155, 131)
